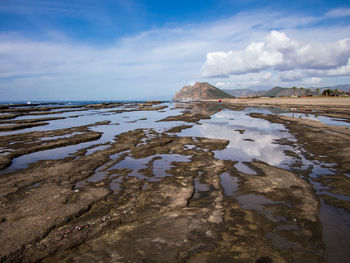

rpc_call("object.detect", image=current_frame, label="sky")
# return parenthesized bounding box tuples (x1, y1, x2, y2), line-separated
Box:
(0, 0, 350, 101)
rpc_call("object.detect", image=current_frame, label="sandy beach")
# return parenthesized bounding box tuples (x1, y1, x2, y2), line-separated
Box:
(204, 96, 350, 106)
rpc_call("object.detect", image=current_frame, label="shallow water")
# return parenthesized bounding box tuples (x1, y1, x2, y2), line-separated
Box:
(1, 104, 187, 173)
(280, 112, 350, 127)
(234, 162, 257, 175)
(0, 141, 96, 174)
(179, 108, 293, 167)
(108, 153, 190, 181)
(220, 172, 238, 196)
(319, 202, 350, 263)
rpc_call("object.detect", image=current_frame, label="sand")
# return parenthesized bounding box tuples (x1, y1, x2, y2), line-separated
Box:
(205, 96, 350, 106)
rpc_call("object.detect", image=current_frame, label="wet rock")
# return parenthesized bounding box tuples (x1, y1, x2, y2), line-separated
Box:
(158, 112, 210, 123)
(0, 122, 48, 132)
(0, 116, 65, 125)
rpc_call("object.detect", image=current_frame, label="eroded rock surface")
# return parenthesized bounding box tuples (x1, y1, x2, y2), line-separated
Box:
(0, 101, 349, 262)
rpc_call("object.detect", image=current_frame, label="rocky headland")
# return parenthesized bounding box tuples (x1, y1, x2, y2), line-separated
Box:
(173, 82, 234, 101)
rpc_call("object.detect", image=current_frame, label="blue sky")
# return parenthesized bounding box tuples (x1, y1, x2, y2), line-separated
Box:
(1, 0, 350, 101)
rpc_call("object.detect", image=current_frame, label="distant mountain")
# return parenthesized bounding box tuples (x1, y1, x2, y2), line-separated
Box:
(173, 82, 234, 101)
(223, 84, 350, 98)
(222, 87, 292, 97)
(222, 89, 265, 97)
(263, 87, 310, 97)
(263, 87, 289, 97)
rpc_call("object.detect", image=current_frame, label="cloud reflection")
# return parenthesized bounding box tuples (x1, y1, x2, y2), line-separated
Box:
(198, 110, 289, 166)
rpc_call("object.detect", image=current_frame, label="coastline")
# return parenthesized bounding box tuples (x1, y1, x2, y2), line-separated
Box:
(203, 96, 350, 106)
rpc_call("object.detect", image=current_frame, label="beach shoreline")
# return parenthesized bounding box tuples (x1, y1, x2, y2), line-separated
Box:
(203, 96, 350, 106)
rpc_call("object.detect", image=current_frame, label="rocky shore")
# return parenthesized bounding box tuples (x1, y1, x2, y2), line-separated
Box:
(0, 100, 349, 262)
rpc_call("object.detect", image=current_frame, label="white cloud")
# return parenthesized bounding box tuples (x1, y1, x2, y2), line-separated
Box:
(202, 30, 350, 78)
(307, 58, 350, 77)
(326, 8, 350, 18)
(198, 111, 288, 165)
(302, 77, 323, 86)
(277, 70, 304, 82)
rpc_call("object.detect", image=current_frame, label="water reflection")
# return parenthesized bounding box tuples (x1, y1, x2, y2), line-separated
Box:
(180, 109, 291, 166)
(0, 104, 189, 173)
(280, 112, 350, 127)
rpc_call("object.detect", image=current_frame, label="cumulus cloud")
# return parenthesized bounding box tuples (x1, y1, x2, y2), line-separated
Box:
(202, 30, 350, 78)
(302, 77, 323, 85)
(277, 70, 304, 82)
(307, 58, 350, 77)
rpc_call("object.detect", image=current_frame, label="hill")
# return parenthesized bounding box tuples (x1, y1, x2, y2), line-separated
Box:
(222, 88, 265, 97)
(223, 84, 349, 98)
(173, 82, 234, 101)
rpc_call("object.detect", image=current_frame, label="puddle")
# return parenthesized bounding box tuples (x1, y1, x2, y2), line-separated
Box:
(109, 156, 147, 170)
(319, 202, 350, 263)
(193, 178, 211, 199)
(319, 191, 350, 202)
(85, 144, 110, 156)
(312, 164, 336, 176)
(266, 232, 301, 250)
(110, 177, 122, 192)
(153, 154, 191, 178)
(40, 132, 85, 141)
(237, 194, 286, 222)
(179, 109, 292, 166)
(220, 172, 238, 196)
(0, 140, 99, 174)
(87, 167, 108, 183)
(234, 162, 257, 175)
(184, 144, 196, 150)
(280, 113, 350, 127)
(108, 150, 129, 161)
(244, 107, 289, 115)
(108, 153, 190, 181)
